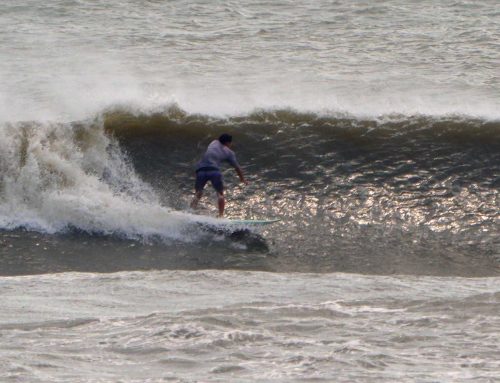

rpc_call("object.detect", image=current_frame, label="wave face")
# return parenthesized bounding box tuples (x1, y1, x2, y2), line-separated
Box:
(109, 107, 500, 273)
(0, 106, 499, 275)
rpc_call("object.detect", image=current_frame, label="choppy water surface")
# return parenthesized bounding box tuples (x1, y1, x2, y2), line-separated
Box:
(0, 0, 499, 381)
(1, 270, 499, 382)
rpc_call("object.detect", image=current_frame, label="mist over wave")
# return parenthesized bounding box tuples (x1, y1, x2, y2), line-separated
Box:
(2, 77, 499, 124)
(1, 0, 499, 122)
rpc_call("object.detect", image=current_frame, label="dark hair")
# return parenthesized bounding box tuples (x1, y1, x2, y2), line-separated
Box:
(219, 133, 232, 145)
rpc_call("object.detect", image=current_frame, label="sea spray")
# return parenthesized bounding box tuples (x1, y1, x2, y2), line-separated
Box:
(0, 119, 192, 240)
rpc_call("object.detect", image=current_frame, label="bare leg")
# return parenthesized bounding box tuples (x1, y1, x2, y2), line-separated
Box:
(217, 192, 225, 218)
(190, 191, 203, 209)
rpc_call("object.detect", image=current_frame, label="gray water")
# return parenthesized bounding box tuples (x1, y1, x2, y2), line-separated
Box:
(0, 0, 499, 381)
(2, 271, 499, 382)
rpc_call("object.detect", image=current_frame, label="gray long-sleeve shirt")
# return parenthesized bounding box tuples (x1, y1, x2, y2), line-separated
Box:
(195, 140, 239, 171)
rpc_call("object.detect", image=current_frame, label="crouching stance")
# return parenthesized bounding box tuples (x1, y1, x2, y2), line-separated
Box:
(190, 134, 247, 217)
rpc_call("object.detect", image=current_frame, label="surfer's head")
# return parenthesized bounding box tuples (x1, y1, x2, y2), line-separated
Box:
(219, 133, 233, 146)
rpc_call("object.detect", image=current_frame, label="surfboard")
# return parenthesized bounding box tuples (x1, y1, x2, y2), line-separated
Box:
(189, 214, 280, 231)
(224, 218, 280, 226)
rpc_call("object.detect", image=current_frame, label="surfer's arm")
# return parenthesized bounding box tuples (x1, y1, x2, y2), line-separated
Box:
(226, 151, 247, 185)
(235, 166, 248, 185)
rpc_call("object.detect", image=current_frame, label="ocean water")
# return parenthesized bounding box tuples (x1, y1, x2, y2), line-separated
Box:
(0, 0, 499, 381)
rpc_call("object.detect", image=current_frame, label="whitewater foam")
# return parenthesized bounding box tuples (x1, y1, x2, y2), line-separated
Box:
(0, 120, 198, 240)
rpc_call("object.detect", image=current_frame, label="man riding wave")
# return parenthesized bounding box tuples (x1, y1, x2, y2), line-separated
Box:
(190, 134, 247, 217)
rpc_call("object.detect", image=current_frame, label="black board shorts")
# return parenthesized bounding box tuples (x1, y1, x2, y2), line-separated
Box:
(195, 169, 223, 193)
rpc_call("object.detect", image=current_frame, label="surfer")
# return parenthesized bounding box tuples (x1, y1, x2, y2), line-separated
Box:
(190, 133, 248, 217)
